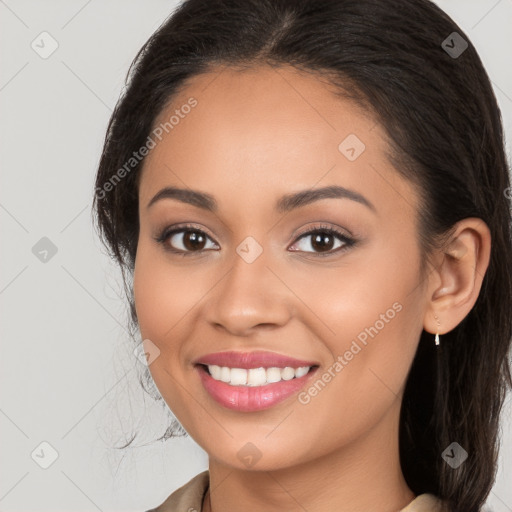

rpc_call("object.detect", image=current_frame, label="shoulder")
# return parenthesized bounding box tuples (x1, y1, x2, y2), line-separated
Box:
(145, 470, 210, 512)
(400, 493, 447, 512)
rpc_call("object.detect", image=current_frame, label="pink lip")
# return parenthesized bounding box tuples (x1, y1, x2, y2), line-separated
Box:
(196, 365, 319, 412)
(193, 351, 319, 412)
(194, 350, 318, 369)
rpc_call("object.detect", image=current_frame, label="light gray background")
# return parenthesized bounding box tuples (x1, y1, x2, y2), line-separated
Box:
(1, 1, 511, 511)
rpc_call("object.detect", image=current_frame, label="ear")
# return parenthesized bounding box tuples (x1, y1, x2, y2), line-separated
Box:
(423, 217, 491, 336)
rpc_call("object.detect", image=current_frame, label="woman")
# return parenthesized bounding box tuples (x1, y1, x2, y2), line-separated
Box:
(92, 0, 512, 511)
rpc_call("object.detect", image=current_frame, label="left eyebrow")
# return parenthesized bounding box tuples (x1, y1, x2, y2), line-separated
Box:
(146, 184, 377, 215)
(275, 185, 377, 215)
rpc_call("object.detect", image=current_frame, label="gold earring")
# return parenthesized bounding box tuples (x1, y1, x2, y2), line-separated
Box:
(434, 314, 440, 346)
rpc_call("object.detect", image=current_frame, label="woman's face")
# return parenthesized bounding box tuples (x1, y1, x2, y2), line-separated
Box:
(134, 64, 431, 471)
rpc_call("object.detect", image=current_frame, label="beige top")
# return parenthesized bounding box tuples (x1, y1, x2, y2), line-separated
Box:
(146, 470, 446, 512)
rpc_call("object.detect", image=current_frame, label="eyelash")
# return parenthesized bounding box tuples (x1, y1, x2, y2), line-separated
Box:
(154, 223, 357, 258)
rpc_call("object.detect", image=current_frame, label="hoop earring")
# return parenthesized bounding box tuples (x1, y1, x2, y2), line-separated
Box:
(434, 314, 441, 346)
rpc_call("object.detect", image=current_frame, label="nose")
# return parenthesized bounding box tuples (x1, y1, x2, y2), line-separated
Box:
(204, 245, 292, 337)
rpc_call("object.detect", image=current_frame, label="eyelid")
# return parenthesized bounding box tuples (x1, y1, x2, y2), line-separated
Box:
(155, 222, 218, 244)
(293, 222, 353, 240)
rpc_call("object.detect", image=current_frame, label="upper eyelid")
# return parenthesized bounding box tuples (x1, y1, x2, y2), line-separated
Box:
(294, 223, 351, 238)
(160, 223, 218, 243)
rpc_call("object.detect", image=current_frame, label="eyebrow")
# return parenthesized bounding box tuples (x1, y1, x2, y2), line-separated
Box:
(147, 185, 376, 214)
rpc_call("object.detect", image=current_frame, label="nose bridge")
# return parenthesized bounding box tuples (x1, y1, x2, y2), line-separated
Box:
(205, 236, 291, 334)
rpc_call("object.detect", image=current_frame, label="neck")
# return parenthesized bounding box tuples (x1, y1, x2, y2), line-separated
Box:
(204, 400, 415, 512)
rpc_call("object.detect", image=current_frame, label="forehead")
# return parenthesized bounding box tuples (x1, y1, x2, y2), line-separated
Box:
(138, 64, 417, 219)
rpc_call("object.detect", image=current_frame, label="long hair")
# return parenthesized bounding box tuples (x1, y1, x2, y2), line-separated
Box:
(92, 1, 512, 510)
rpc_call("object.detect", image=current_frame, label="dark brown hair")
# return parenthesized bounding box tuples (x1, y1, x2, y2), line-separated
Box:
(92, 1, 512, 510)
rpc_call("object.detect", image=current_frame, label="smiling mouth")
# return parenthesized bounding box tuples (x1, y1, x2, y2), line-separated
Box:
(197, 363, 319, 387)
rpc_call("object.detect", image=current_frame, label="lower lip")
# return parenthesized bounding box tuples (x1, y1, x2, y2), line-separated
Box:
(196, 365, 318, 412)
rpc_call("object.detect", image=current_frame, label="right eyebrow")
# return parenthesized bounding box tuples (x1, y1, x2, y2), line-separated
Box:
(147, 187, 217, 212)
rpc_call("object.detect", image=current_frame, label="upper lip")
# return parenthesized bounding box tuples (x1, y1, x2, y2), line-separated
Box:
(194, 350, 319, 369)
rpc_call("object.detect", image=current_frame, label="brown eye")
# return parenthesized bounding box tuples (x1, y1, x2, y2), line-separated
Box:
(181, 230, 207, 251)
(289, 226, 356, 256)
(156, 226, 219, 255)
(310, 232, 336, 252)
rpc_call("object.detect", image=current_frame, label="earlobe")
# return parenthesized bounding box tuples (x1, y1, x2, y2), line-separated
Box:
(424, 217, 491, 337)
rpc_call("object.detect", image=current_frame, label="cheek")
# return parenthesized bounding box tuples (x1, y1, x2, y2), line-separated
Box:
(293, 234, 423, 399)
(290, 231, 420, 337)
(133, 244, 199, 421)
(133, 243, 205, 342)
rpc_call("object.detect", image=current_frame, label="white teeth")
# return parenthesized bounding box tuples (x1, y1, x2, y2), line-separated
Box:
(209, 365, 222, 381)
(295, 366, 309, 378)
(266, 367, 282, 383)
(247, 367, 267, 386)
(206, 365, 312, 386)
(220, 366, 231, 383)
(230, 368, 247, 386)
(281, 367, 295, 380)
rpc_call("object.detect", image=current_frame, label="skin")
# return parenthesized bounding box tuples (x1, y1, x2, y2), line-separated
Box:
(133, 64, 491, 512)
